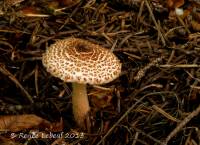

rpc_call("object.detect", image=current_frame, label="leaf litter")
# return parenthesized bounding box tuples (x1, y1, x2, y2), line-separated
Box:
(0, 0, 200, 144)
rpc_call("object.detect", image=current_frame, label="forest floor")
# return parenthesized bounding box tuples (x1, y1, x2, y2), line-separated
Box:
(0, 0, 200, 145)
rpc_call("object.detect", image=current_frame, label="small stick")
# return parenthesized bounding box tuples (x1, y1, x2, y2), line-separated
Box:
(34, 64, 39, 96)
(159, 64, 200, 68)
(144, 0, 166, 46)
(136, 0, 145, 24)
(152, 105, 180, 123)
(96, 95, 147, 145)
(134, 56, 164, 81)
(161, 104, 200, 145)
(0, 63, 33, 103)
(133, 127, 162, 144)
(176, 15, 190, 34)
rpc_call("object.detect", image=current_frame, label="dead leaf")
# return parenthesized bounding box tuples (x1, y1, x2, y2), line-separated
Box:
(90, 90, 113, 109)
(58, 0, 77, 6)
(47, 0, 80, 11)
(168, 0, 198, 20)
(0, 136, 22, 145)
(190, 10, 200, 31)
(17, 7, 50, 17)
(0, 114, 51, 132)
(51, 138, 69, 145)
(167, 0, 184, 9)
(48, 117, 63, 132)
(191, 20, 200, 31)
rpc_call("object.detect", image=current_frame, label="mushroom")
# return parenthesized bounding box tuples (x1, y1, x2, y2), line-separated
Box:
(42, 38, 121, 127)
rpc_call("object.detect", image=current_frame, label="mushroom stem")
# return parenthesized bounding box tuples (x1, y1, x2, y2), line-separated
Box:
(72, 82, 90, 127)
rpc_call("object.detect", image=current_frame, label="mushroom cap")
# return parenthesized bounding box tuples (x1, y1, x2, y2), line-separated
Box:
(42, 38, 121, 85)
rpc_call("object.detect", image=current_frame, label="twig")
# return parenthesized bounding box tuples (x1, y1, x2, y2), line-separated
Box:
(0, 63, 34, 103)
(118, 34, 133, 48)
(136, 0, 145, 24)
(161, 104, 200, 145)
(144, 0, 166, 46)
(96, 95, 147, 145)
(176, 15, 190, 34)
(133, 127, 162, 144)
(35, 64, 39, 96)
(134, 56, 164, 81)
(123, 52, 142, 60)
(159, 64, 200, 68)
(152, 105, 180, 123)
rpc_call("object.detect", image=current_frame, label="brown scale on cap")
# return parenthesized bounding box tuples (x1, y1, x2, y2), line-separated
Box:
(42, 37, 121, 85)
